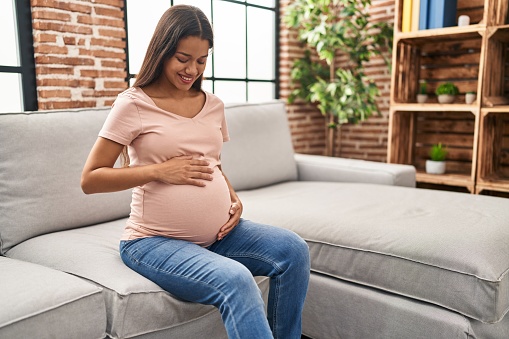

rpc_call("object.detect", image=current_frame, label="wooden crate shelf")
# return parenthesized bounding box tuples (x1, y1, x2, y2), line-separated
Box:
(389, 0, 509, 195)
(388, 109, 477, 192)
(476, 110, 509, 194)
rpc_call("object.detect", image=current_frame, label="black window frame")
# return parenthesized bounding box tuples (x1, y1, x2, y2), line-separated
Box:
(0, 0, 37, 111)
(123, 0, 280, 100)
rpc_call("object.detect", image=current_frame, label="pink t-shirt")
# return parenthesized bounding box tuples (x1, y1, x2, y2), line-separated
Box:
(99, 87, 231, 247)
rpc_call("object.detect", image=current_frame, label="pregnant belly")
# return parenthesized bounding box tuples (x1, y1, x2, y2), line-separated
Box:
(138, 169, 232, 246)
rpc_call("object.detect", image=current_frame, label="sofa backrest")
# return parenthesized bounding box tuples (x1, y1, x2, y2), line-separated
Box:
(0, 108, 132, 255)
(221, 101, 298, 191)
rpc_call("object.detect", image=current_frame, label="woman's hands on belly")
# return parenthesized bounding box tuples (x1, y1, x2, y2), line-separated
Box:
(217, 199, 243, 241)
(153, 155, 214, 187)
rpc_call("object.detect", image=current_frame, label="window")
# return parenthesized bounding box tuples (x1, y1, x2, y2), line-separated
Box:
(125, 0, 278, 103)
(0, 0, 37, 113)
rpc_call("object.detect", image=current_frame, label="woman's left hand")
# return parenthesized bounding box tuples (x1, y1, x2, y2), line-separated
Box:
(217, 200, 243, 241)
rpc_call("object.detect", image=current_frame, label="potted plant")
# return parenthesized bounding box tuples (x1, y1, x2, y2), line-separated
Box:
(465, 91, 476, 104)
(435, 82, 459, 104)
(417, 80, 428, 103)
(426, 143, 448, 174)
(284, 0, 393, 156)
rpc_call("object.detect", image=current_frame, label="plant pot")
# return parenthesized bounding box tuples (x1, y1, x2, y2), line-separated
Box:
(417, 94, 428, 103)
(438, 94, 455, 104)
(426, 160, 446, 174)
(465, 93, 476, 104)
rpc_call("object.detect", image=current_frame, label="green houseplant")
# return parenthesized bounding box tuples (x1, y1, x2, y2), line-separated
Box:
(426, 143, 448, 174)
(435, 82, 459, 104)
(284, 0, 393, 156)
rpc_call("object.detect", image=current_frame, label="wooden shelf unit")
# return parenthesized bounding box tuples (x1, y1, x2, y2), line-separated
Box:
(388, 0, 509, 195)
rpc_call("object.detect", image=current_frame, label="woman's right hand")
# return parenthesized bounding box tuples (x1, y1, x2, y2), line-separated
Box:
(154, 155, 214, 187)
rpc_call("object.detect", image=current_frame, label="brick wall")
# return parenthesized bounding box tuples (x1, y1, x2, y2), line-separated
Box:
(279, 0, 395, 161)
(31, 0, 127, 110)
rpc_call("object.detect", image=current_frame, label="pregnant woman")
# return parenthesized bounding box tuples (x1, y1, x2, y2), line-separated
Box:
(81, 5, 309, 339)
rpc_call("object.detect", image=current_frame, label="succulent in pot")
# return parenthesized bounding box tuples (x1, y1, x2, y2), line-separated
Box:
(435, 82, 459, 104)
(426, 143, 448, 174)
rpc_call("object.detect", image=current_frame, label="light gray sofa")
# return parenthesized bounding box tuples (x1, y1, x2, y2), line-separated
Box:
(1, 100, 508, 338)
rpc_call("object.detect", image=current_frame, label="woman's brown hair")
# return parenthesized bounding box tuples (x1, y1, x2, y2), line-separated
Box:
(121, 5, 214, 166)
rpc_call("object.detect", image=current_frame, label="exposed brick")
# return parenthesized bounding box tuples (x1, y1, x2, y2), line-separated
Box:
(32, 10, 71, 21)
(79, 48, 125, 60)
(77, 15, 124, 28)
(36, 66, 75, 75)
(34, 45, 68, 54)
(38, 89, 72, 98)
(32, 21, 93, 35)
(98, 27, 126, 38)
(90, 37, 126, 49)
(63, 36, 77, 45)
(39, 100, 97, 109)
(34, 33, 58, 43)
(93, 0, 124, 7)
(94, 6, 124, 19)
(101, 59, 125, 68)
(104, 80, 127, 88)
(80, 69, 127, 78)
(35, 55, 95, 66)
(32, 0, 92, 14)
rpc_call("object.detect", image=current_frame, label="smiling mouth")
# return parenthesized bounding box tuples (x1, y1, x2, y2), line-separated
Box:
(179, 74, 193, 83)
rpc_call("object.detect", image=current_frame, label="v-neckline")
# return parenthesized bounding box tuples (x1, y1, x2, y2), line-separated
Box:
(137, 87, 208, 120)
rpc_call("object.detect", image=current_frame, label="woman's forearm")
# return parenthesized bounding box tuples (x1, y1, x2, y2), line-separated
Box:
(81, 164, 158, 194)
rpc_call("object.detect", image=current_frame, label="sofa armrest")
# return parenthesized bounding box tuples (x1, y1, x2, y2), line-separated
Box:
(295, 153, 416, 187)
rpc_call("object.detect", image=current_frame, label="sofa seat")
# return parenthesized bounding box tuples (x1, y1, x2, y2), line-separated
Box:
(303, 272, 509, 339)
(6, 218, 269, 339)
(238, 181, 509, 324)
(0, 256, 106, 339)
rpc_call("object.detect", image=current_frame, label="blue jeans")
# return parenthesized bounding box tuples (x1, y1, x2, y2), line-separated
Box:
(119, 218, 310, 339)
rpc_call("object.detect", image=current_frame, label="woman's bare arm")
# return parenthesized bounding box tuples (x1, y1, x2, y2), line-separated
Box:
(81, 137, 213, 194)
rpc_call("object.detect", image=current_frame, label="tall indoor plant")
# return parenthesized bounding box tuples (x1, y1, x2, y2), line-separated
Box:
(284, 0, 393, 156)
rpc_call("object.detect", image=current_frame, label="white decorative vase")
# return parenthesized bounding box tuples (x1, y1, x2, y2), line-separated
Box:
(438, 94, 455, 104)
(465, 93, 476, 104)
(426, 160, 446, 174)
(417, 94, 428, 103)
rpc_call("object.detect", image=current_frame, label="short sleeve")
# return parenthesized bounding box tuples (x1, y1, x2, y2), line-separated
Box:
(221, 110, 230, 142)
(99, 94, 142, 146)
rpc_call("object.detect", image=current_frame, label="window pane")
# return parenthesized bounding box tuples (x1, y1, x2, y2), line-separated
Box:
(214, 81, 246, 103)
(0, 0, 20, 66)
(247, 82, 275, 102)
(0, 73, 23, 113)
(213, 1, 246, 79)
(126, 1, 170, 74)
(247, 0, 276, 8)
(247, 7, 274, 80)
(202, 79, 213, 93)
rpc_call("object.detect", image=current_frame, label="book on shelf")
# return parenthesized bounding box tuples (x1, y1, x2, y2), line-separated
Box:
(427, 0, 458, 29)
(402, 0, 413, 32)
(419, 0, 429, 30)
(411, 0, 420, 31)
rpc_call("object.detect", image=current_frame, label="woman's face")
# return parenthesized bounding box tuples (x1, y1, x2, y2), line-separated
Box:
(162, 36, 210, 91)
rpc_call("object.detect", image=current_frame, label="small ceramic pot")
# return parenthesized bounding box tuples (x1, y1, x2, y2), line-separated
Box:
(438, 94, 455, 104)
(465, 93, 476, 104)
(417, 94, 428, 103)
(426, 160, 446, 174)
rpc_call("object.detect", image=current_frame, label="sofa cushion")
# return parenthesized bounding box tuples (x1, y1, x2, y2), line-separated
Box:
(221, 101, 298, 191)
(238, 181, 509, 323)
(6, 219, 270, 338)
(0, 256, 106, 339)
(0, 109, 132, 254)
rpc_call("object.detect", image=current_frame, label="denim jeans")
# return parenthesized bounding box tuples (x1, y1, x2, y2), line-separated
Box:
(119, 218, 310, 339)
